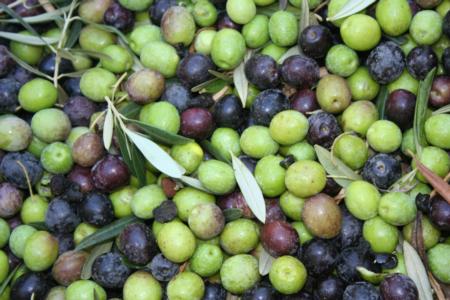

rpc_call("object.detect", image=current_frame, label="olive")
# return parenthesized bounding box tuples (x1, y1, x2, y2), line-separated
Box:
(385, 89, 416, 130)
(260, 220, 299, 257)
(149, 253, 179, 282)
(217, 11, 241, 31)
(0, 182, 23, 218)
(244, 54, 280, 90)
(177, 53, 214, 89)
(92, 155, 130, 192)
(72, 133, 105, 168)
(10, 272, 51, 300)
(180, 107, 215, 140)
(302, 193, 342, 239)
(429, 75, 450, 108)
(217, 191, 254, 219)
(45, 198, 80, 233)
(162, 83, 191, 112)
(380, 273, 418, 300)
(290, 89, 320, 114)
(299, 25, 333, 59)
(0, 45, 15, 77)
(149, 0, 177, 25)
(338, 208, 363, 249)
(14, 0, 44, 17)
(117, 222, 158, 265)
(0, 78, 19, 114)
(67, 165, 95, 193)
(301, 239, 338, 278)
(250, 89, 289, 126)
(322, 177, 341, 197)
(92, 252, 131, 288)
(406, 46, 438, 80)
(213, 94, 245, 129)
(306, 112, 342, 149)
(54, 232, 75, 255)
(343, 282, 381, 300)
(52, 250, 88, 286)
(280, 55, 320, 88)
(103, 0, 135, 32)
(336, 247, 379, 283)
(314, 276, 345, 300)
(63, 96, 97, 127)
(367, 42, 405, 84)
(265, 198, 286, 222)
(203, 283, 228, 300)
(429, 195, 450, 231)
(362, 153, 402, 190)
(79, 193, 114, 227)
(0, 152, 43, 189)
(38, 53, 73, 77)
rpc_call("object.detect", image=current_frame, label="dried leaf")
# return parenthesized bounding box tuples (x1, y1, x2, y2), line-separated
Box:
(178, 175, 211, 193)
(299, 0, 310, 33)
(223, 208, 243, 222)
(388, 169, 417, 193)
(81, 242, 113, 279)
(103, 108, 113, 150)
(259, 247, 275, 275)
(314, 145, 362, 187)
(413, 68, 436, 155)
(231, 153, 266, 223)
(403, 241, 433, 300)
(278, 46, 302, 64)
(413, 155, 450, 204)
(375, 85, 388, 120)
(234, 51, 252, 107)
(200, 140, 231, 164)
(356, 267, 388, 284)
(125, 129, 186, 179)
(127, 119, 193, 145)
(0, 264, 22, 296)
(0, 31, 58, 45)
(75, 216, 138, 250)
(327, 0, 377, 21)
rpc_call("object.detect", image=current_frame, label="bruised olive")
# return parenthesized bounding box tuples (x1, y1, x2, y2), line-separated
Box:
(92, 155, 130, 192)
(302, 193, 342, 239)
(117, 222, 158, 265)
(429, 75, 450, 108)
(261, 220, 299, 257)
(125, 69, 165, 105)
(0, 182, 23, 218)
(103, 0, 135, 32)
(177, 53, 214, 88)
(52, 250, 89, 286)
(72, 133, 105, 168)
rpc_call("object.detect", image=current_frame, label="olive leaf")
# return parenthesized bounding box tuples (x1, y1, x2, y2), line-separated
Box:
(279, 0, 288, 10)
(0, 264, 22, 296)
(178, 176, 211, 193)
(208, 70, 233, 82)
(299, 0, 310, 34)
(233, 50, 253, 107)
(231, 153, 266, 223)
(223, 208, 243, 222)
(388, 169, 418, 193)
(5, 49, 53, 80)
(124, 128, 186, 179)
(75, 216, 138, 251)
(200, 140, 231, 164)
(0, 31, 58, 45)
(65, 20, 83, 48)
(432, 104, 450, 115)
(314, 145, 362, 188)
(327, 0, 376, 21)
(403, 240, 433, 300)
(257, 3, 301, 17)
(81, 242, 113, 280)
(375, 85, 388, 120)
(356, 267, 388, 284)
(278, 46, 303, 64)
(119, 102, 141, 119)
(0, 5, 69, 23)
(67, 48, 112, 60)
(383, 34, 408, 46)
(126, 119, 193, 145)
(413, 68, 436, 155)
(259, 247, 275, 275)
(103, 107, 114, 150)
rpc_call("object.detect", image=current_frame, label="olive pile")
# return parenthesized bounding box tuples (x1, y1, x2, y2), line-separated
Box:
(0, 0, 449, 299)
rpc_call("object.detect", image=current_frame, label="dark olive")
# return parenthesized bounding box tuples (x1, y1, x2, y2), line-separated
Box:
(250, 89, 289, 126)
(338, 208, 363, 249)
(0, 152, 43, 189)
(149, 0, 178, 25)
(302, 193, 342, 239)
(67, 165, 95, 193)
(260, 220, 299, 257)
(244, 54, 280, 90)
(306, 112, 342, 149)
(117, 222, 158, 265)
(406, 46, 438, 80)
(314, 276, 345, 300)
(79, 192, 114, 226)
(380, 273, 418, 300)
(180, 107, 215, 140)
(45, 198, 81, 233)
(103, 0, 135, 32)
(162, 83, 191, 112)
(38, 53, 73, 77)
(63, 96, 97, 127)
(148, 253, 179, 282)
(213, 94, 245, 129)
(52, 250, 88, 286)
(302, 239, 338, 278)
(0, 45, 15, 77)
(177, 53, 214, 88)
(362, 153, 402, 190)
(367, 42, 405, 84)
(385, 89, 416, 130)
(203, 282, 227, 300)
(217, 191, 254, 219)
(322, 177, 341, 197)
(153, 200, 178, 223)
(265, 198, 286, 222)
(443, 48, 450, 75)
(14, 0, 44, 17)
(290, 89, 320, 114)
(0, 182, 23, 218)
(186, 93, 215, 109)
(444, 11, 450, 38)
(0, 78, 19, 114)
(429, 75, 450, 108)
(92, 155, 130, 192)
(429, 195, 450, 232)
(10, 272, 51, 300)
(92, 252, 131, 288)
(299, 25, 333, 59)
(62, 77, 82, 97)
(217, 11, 241, 31)
(280, 55, 320, 89)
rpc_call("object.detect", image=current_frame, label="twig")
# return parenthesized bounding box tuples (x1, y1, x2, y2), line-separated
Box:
(38, 0, 55, 12)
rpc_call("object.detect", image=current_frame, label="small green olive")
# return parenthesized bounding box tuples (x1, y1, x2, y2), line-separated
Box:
(424, 114, 450, 149)
(269, 110, 309, 146)
(20, 195, 48, 224)
(171, 142, 203, 174)
(280, 191, 305, 221)
(173, 187, 215, 221)
(198, 160, 236, 195)
(340, 14, 381, 51)
(412, 146, 450, 182)
(347, 67, 380, 101)
(387, 70, 419, 95)
(123, 271, 162, 300)
(254, 155, 286, 197)
(269, 256, 307, 295)
(211, 29, 246, 70)
(66, 280, 107, 300)
(220, 254, 260, 294)
(9, 224, 36, 258)
(79, 25, 116, 52)
(157, 221, 196, 263)
(226, 0, 256, 24)
(363, 216, 399, 253)
(333, 134, 368, 170)
(240, 126, 279, 159)
(167, 272, 205, 300)
(242, 15, 270, 48)
(403, 216, 440, 250)
(0, 114, 32, 152)
(210, 128, 241, 161)
(10, 31, 43, 65)
(367, 120, 402, 153)
(376, 0, 412, 37)
(18, 78, 58, 112)
(109, 185, 136, 218)
(100, 44, 133, 73)
(0, 219, 10, 248)
(220, 219, 259, 255)
(189, 243, 223, 277)
(80, 68, 116, 102)
(427, 243, 450, 283)
(161, 6, 196, 46)
(140, 41, 180, 78)
(345, 181, 381, 220)
(285, 160, 326, 198)
(128, 25, 162, 55)
(131, 184, 166, 219)
(378, 192, 417, 226)
(23, 230, 59, 271)
(194, 30, 216, 55)
(410, 10, 443, 45)
(268, 11, 299, 47)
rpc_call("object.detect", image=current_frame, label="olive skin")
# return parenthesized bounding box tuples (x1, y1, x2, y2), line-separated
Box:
(177, 53, 214, 88)
(244, 54, 280, 90)
(367, 42, 406, 84)
(213, 94, 245, 129)
(52, 250, 89, 286)
(299, 25, 333, 59)
(314, 276, 345, 300)
(180, 108, 215, 140)
(67, 165, 95, 193)
(0, 152, 43, 190)
(290, 89, 320, 114)
(45, 198, 81, 233)
(260, 220, 299, 257)
(429, 76, 450, 108)
(103, 0, 135, 32)
(79, 193, 114, 227)
(385, 89, 416, 130)
(302, 239, 338, 278)
(362, 154, 402, 190)
(379, 274, 418, 300)
(280, 55, 320, 89)
(92, 252, 131, 288)
(10, 272, 51, 300)
(307, 112, 342, 149)
(92, 155, 130, 192)
(117, 222, 158, 265)
(38, 53, 73, 77)
(63, 96, 97, 127)
(149, 0, 177, 25)
(406, 46, 438, 80)
(250, 89, 289, 126)
(429, 195, 450, 231)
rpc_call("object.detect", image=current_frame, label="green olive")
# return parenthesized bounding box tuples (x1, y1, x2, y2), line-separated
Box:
(23, 231, 59, 271)
(268, 11, 299, 47)
(198, 160, 236, 195)
(157, 221, 196, 263)
(255, 155, 286, 197)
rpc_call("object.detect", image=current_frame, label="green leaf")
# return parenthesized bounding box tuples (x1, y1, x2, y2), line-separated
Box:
(65, 20, 83, 48)
(5, 49, 53, 80)
(432, 103, 450, 115)
(356, 267, 388, 284)
(403, 241, 433, 300)
(119, 102, 141, 119)
(314, 145, 362, 188)
(327, 0, 376, 21)
(75, 216, 138, 250)
(299, 0, 310, 34)
(257, 3, 301, 17)
(0, 6, 69, 24)
(200, 140, 231, 164)
(375, 85, 388, 119)
(209, 69, 232, 82)
(231, 153, 266, 223)
(103, 108, 113, 150)
(0, 31, 59, 45)
(388, 169, 418, 193)
(81, 242, 113, 279)
(127, 119, 193, 145)
(279, 0, 288, 10)
(413, 68, 436, 155)
(125, 129, 186, 178)
(116, 125, 146, 187)
(383, 34, 408, 45)
(223, 208, 243, 222)
(0, 264, 22, 296)
(258, 247, 275, 276)
(233, 50, 252, 107)
(66, 48, 111, 60)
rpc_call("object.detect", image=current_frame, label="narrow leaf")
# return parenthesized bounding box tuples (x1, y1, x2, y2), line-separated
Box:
(103, 108, 113, 150)
(299, 0, 310, 34)
(376, 85, 388, 119)
(414, 68, 436, 155)
(129, 143, 148, 187)
(0, 6, 68, 23)
(279, 0, 288, 10)
(388, 169, 418, 193)
(432, 104, 450, 115)
(403, 241, 433, 300)
(0, 264, 22, 296)
(179, 175, 211, 193)
(200, 140, 231, 164)
(119, 102, 141, 119)
(278, 46, 302, 64)
(191, 77, 220, 93)
(0, 31, 58, 45)
(28, 222, 48, 230)
(223, 208, 243, 222)
(6, 49, 53, 80)
(81, 242, 113, 279)
(125, 129, 186, 178)
(257, 3, 301, 17)
(231, 153, 266, 223)
(233, 54, 249, 107)
(356, 267, 388, 284)
(75, 216, 138, 250)
(208, 69, 232, 82)
(127, 119, 193, 145)
(65, 20, 83, 48)
(314, 145, 362, 187)
(413, 155, 450, 204)
(384, 34, 407, 45)
(259, 247, 275, 275)
(115, 125, 133, 172)
(327, 0, 376, 21)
